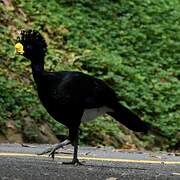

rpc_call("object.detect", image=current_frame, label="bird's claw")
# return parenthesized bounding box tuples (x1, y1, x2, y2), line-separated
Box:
(37, 147, 54, 156)
(38, 147, 56, 160)
(62, 159, 83, 166)
(48, 150, 55, 160)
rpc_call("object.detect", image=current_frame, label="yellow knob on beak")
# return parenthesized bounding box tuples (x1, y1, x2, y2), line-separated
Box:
(15, 43, 24, 54)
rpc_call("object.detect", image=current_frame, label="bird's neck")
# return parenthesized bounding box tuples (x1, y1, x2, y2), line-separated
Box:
(31, 59, 45, 84)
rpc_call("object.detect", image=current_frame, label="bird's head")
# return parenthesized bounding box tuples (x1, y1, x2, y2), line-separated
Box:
(15, 30, 47, 62)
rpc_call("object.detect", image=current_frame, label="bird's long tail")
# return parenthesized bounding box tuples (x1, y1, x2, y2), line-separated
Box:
(108, 103, 150, 133)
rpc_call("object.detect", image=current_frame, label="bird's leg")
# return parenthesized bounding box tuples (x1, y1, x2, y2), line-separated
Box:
(62, 131, 83, 165)
(38, 139, 71, 159)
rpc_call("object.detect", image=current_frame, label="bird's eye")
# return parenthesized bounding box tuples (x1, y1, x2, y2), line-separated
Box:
(26, 45, 32, 51)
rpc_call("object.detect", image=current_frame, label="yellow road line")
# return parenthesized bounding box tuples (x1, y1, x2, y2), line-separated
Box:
(0, 152, 180, 165)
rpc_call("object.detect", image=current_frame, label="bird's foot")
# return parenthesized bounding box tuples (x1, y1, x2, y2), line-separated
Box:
(48, 149, 56, 160)
(37, 147, 54, 156)
(62, 158, 83, 166)
(37, 147, 57, 160)
(37, 139, 71, 159)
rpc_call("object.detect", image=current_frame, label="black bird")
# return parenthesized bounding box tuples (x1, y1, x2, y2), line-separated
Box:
(15, 30, 150, 165)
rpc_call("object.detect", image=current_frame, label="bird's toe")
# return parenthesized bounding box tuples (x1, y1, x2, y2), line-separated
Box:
(62, 159, 83, 165)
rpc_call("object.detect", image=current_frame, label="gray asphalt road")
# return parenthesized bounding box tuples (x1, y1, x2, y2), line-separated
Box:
(0, 144, 179, 180)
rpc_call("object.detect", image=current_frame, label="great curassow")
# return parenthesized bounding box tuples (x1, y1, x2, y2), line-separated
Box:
(15, 29, 151, 165)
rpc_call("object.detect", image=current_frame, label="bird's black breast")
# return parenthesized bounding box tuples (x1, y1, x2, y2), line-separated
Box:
(34, 71, 118, 127)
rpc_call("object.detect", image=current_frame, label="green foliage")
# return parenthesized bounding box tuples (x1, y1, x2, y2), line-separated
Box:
(0, 0, 179, 150)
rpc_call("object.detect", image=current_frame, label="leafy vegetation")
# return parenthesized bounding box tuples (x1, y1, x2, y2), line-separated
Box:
(0, 0, 179, 150)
